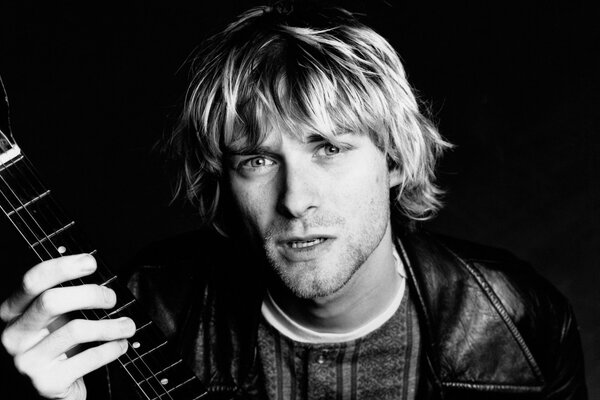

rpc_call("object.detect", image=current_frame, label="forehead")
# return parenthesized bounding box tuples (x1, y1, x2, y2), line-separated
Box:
(223, 112, 358, 153)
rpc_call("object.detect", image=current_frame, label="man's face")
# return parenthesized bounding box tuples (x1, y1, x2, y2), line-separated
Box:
(226, 128, 400, 299)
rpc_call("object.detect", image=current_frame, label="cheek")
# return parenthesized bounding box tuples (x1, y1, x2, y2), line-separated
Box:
(338, 160, 390, 223)
(229, 179, 274, 233)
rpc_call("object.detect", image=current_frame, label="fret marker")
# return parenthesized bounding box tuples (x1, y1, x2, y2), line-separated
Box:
(132, 342, 141, 349)
(58, 246, 67, 254)
(160, 378, 169, 385)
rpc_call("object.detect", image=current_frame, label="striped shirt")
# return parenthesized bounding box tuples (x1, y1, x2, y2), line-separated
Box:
(257, 288, 420, 400)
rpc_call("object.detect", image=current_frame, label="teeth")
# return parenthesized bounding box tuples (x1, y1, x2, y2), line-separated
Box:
(290, 238, 325, 249)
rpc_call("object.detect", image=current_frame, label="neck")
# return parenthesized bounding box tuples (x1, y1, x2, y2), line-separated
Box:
(269, 223, 401, 333)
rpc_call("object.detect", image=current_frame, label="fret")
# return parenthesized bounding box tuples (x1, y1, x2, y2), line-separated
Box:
(102, 299, 136, 319)
(135, 359, 183, 386)
(160, 376, 196, 398)
(6, 189, 51, 216)
(0, 152, 23, 172)
(103, 280, 136, 312)
(31, 221, 75, 247)
(94, 299, 154, 330)
(3, 190, 79, 254)
(122, 340, 168, 367)
(136, 320, 153, 333)
(77, 258, 119, 286)
(148, 375, 208, 400)
(144, 376, 196, 400)
(121, 347, 179, 384)
(122, 333, 177, 382)
(100, 275, 118, 286)
(0, 156, 46, 210)
(131, 359, 193, 399)
(139, 359, 204, 400)
(157, 358, 183, 376)
(128, 318, 167, 351)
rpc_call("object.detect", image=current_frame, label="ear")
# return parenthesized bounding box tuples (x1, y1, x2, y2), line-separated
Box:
(389, 167, 402, 188)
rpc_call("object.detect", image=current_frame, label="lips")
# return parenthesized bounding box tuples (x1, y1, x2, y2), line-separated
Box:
(279, 234, 333, 247)
(276, 235, 334, 261)
(289, 238, 326, 249)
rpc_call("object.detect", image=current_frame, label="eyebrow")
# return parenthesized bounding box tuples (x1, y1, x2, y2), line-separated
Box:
(224, 132, 353, 156)
(305, 133, 330, 144)
(224, 144, 276, 156)
(305, 132, 351, 146)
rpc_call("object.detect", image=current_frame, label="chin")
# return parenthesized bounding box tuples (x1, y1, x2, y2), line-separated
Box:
(273, 259, 358, 300)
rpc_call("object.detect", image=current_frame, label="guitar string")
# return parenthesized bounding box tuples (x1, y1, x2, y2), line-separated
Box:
(1, 78, 184, 398)
(0, 157, 57, 259)
(0, 158, 168, 400)
(19, 156, 187, 399)
(0, 161, 165, 400)
(20, 156, 182, 399)
(14, 156, 175, 400)
(0, 158, 172, 400)
(1, 156, 205, 400)
(0, 157, 43, 256)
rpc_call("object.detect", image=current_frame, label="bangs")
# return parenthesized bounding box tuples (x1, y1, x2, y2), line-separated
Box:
(220, 27, 392, 154)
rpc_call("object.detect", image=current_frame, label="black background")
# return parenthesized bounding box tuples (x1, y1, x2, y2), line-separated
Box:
(0, 0, 598, 397)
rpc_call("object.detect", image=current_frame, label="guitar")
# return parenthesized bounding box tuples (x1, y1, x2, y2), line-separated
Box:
(0, 77, 209, 399)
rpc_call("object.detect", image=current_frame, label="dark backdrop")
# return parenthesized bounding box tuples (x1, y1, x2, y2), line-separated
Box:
(0, 1, 598, 398)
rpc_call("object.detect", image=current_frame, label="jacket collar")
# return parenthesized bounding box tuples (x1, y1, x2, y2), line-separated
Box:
(395, 230, 545, 393)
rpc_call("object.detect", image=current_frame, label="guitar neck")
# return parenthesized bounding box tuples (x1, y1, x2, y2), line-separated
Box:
(0, 146, 209, 400)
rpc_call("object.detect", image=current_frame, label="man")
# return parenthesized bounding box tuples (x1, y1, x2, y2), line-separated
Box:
(0, 3, 587, 399)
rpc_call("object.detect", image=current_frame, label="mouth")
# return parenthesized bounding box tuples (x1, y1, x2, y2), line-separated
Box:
(288, 238, 327, 249)
(276, 235, 334, 261)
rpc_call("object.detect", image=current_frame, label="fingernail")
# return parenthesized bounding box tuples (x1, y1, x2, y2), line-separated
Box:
(119, 317, 136, 334)
(103, 287, 116, 304)
(81, 254, 97, 272)
(120, 340, 129, 352)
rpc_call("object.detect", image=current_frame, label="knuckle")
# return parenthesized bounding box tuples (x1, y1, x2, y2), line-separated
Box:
(21, 270, 40, 297)
(31, 372, 72, 398)
(88, 344, 108, 362)
(0, 301, 13, 322)
(31, 375, 58, 397)
(36, 289, 58, 316)
(1, 328, 17, 355)
(63, 319, 85, 343)
(101, 340, 127, 362)
(13, 353, 32, 375)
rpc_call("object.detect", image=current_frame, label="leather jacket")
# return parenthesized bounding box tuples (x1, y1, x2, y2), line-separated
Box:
(97, 227, 587, 400)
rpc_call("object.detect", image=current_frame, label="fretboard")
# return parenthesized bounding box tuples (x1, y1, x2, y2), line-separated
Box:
(0, 150, 209, 400)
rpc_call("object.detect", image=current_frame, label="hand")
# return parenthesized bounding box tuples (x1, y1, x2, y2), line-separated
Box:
(0, 254, 136, 399)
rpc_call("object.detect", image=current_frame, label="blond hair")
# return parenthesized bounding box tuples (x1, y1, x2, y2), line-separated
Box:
(168, 4, 451, 229)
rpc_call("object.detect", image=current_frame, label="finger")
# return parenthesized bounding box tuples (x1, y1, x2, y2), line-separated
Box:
(2, 285, 116, 355)
(61, 339, 129, 384)
(0, 254, 97, 322)
(18, 363, 89, 399)
(27, 317, 136, 362)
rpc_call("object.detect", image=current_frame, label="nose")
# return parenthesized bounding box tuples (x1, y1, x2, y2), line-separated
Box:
(277, 161, 320, 218)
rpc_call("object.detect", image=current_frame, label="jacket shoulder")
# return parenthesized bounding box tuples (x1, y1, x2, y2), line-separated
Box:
(429, 232, 570, 325)
(401, 231, 587, 397)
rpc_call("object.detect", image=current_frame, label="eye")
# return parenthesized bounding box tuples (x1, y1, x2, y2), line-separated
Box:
(317, 144, 341, 157)
(241, 156, 275, 169)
